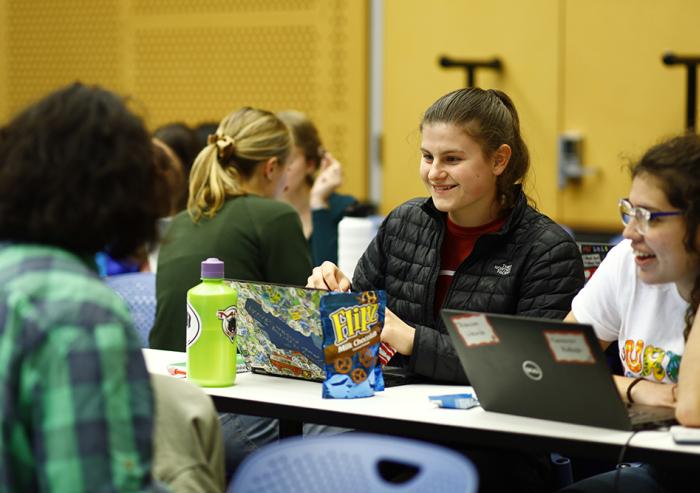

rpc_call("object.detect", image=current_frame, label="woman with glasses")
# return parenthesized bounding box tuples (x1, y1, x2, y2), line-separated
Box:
(567, 134, 700, 409)
(560, 134, 700, 491)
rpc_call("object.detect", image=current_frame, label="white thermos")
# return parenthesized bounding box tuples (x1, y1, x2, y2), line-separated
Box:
(337, 215, 382, 279)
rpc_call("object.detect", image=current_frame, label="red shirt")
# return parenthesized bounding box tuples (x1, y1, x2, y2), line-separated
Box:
(433, 215, 505, 315)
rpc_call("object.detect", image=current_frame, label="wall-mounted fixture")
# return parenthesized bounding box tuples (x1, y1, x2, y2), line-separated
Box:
(558, 132, 598, 189)
(438, 56, 502, 88)
(662, 52, 700, 132)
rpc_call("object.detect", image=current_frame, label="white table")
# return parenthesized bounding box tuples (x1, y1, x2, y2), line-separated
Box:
(143, 348, 700, 468)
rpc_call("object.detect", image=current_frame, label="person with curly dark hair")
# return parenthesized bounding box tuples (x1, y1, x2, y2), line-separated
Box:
(569, 134, 700, 412)
(0, 82, 167, 492)
(561, 134, 700, 492)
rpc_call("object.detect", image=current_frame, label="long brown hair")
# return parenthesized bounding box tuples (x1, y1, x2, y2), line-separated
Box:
(631, 134, 700, 339)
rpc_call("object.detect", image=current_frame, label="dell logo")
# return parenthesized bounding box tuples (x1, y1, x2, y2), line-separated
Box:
(522, 360, 543, 381)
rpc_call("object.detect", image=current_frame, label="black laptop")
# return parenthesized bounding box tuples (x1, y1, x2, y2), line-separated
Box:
(441, 309, 677, 431)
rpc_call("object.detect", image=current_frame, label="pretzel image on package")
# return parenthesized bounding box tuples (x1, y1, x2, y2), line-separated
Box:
(320, 290, 386, 398)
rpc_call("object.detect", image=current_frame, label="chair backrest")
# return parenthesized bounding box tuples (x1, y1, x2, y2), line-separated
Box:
(228, 433, 478, 493)
(105, 272, 156, 347)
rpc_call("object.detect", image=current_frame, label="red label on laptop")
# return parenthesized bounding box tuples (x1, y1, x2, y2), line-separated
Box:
(449, 314, 500, 347)
(544, 330, 596, 364)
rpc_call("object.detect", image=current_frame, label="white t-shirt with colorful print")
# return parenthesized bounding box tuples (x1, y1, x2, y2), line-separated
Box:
(571, 239, 686, 384)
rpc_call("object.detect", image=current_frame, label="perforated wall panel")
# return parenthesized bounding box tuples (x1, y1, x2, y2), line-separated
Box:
(2, 0, 367, 198)
(133, 25, 318, 124)
(6, 0, 122, 115)
(132, 0, 316, 15)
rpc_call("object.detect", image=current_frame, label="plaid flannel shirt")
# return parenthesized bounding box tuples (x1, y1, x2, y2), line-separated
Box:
(0, 244, 160, 492)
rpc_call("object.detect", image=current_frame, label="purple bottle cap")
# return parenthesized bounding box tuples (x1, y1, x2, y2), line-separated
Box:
(201, 258, 224, 279)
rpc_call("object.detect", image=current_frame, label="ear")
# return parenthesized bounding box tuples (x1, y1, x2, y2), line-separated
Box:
(492, 144, 511, 176)
(263, 157, 279, 180)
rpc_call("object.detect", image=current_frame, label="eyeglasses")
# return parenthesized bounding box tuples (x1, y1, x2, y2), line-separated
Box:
(618, 198, 683, 235)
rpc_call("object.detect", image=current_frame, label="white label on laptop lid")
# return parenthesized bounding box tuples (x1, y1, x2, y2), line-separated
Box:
(544, 330, 596, 364)
(450, 314, 500, 347)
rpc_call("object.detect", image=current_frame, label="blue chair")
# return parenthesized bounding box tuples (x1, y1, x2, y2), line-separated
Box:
(105, 272, 156, 347)
(228, 433, 478, 493)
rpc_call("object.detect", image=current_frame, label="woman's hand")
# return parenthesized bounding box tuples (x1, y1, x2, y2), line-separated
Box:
(381, 308, 415, 355)
(310, 152, 343, 209)
(306, 261, 351, 292)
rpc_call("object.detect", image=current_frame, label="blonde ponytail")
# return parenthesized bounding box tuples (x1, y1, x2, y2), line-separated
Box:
(187, 107, 291, 222)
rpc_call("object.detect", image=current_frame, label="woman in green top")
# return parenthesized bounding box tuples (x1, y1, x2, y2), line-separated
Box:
(150, 107, 312, 351)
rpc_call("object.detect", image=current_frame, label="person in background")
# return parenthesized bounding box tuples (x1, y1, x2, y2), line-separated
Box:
(153, 122, 200, 212)
(104, 139, 188, 348)
(150, 107, 312, 481)
(148, 138, 187, 272)
(95, 139, 186, 276)
(307, 87, 585, 492)
(560, 134, 700, 492)
(276, 110, 357, 265)
(151, 106, 311, 351)
(0, 82, 166, 492)
(194, 121, 220, 155)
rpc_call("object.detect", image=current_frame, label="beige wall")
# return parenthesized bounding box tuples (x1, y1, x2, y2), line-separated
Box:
(383, 0, 700, 232)
(0, 0, 368, 200)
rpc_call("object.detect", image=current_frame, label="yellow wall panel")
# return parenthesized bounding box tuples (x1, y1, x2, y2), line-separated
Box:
(383, 0, 561, 216)
(0, 0, 7, 123)
(560, 0, 700, 231)
(5, 0, 123, 116)
(1, 0, 368, 200)
(131, 0, 317, 15)
(130, 25, 319, 122)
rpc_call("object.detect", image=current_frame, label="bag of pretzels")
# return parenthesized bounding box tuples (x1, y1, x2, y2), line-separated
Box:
(320, 290, 386, 398)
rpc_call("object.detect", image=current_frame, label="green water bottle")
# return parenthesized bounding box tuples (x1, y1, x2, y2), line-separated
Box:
(186, 257, 238, 387)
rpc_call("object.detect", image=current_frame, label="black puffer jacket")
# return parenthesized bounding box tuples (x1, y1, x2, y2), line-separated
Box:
(353, 188, 585, 384)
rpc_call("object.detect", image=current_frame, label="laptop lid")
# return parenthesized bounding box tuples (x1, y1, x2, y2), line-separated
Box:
(441, 310, 675, 430)
(229, 280, 326, 381)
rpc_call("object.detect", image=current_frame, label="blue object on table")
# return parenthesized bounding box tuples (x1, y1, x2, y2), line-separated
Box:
(105, 272, 156, 347)
(228, 432, 479, 493)
(429, 393, 480, 409)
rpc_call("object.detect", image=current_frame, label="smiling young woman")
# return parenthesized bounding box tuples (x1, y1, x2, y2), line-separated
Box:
(305, 87, 585, 492)
(419, 122, 510, 227)
(567, 135, 700, 415)
(560, 134, 700, 493)
(308, 87, 584, 383)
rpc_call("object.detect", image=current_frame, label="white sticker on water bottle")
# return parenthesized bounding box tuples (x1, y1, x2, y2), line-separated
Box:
(186, 302, 201, 347)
